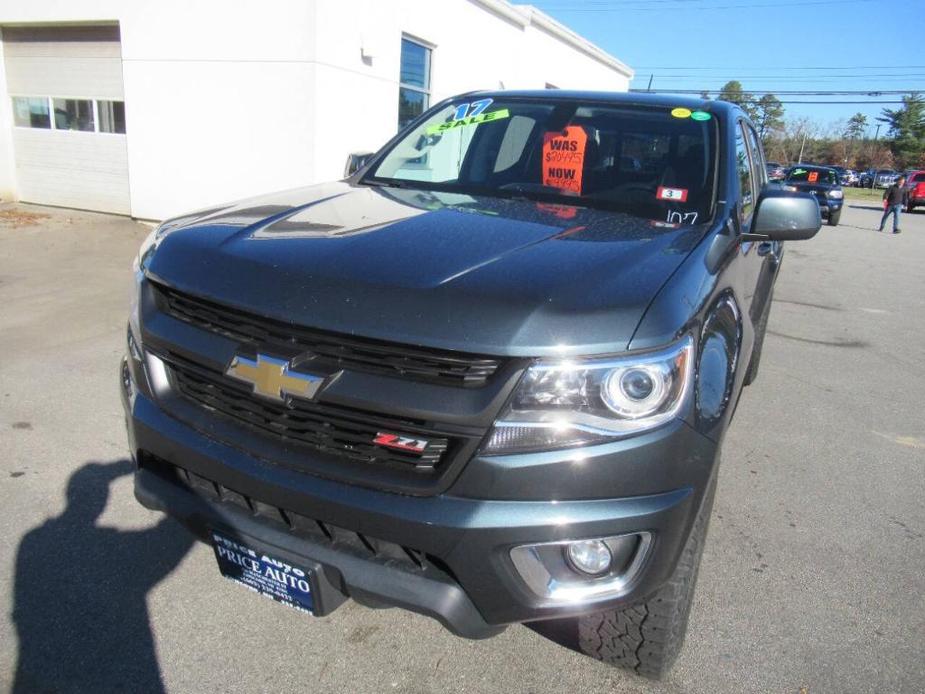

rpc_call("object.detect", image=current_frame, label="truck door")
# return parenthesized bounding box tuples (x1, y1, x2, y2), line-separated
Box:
(734, 119, 777, 352)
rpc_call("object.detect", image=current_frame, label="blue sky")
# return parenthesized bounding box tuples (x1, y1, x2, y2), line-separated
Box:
(527, 0, 925, 136)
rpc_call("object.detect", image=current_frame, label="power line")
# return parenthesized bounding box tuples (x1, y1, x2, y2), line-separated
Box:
(537, 0, 876, 10)
(543, 0, 760, 4)
(631, 89, 919, 95)
(631, 65, 925, 71)
(631, 74, 925, 80)
(541, 0, 859, 3)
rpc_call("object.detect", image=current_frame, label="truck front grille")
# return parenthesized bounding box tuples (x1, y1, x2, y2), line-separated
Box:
(153, 282, 502, 388)
(161, 351, 452, 471)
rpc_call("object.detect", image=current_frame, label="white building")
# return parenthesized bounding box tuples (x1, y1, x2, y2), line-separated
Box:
(0, 1, 632, 220)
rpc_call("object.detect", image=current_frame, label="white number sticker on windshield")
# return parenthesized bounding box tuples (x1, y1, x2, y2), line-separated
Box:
(666, 211, 698, 225)
(452, 98, 493, 121)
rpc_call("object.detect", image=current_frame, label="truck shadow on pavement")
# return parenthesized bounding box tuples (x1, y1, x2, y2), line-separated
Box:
(12, 459, 193, 694)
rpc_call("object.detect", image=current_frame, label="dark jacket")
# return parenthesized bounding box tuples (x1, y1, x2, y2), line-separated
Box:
(884, 183, 905, 206)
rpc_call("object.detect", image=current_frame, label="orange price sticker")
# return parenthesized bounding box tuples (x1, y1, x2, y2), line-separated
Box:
(808, 171, 819, 183)
(542, 126, 587, 195)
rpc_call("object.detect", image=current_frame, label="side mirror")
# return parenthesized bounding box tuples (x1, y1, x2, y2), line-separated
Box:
(746, 189, 821, 241)
(344, 151, 374, 178)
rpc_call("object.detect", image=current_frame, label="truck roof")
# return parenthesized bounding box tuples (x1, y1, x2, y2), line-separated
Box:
(466, 89, 737, 114)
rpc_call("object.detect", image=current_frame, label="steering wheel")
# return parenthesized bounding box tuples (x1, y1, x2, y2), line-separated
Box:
(607, 182, 654, 202)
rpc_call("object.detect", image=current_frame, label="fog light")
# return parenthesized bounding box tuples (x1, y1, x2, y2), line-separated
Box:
(566, 539, 612, 576)
(510, 532, 651, 602)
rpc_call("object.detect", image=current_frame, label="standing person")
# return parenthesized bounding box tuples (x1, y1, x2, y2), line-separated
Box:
(878, 175, 906, 234)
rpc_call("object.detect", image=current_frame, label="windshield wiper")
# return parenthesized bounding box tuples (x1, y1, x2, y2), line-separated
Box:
(498, 182, 579, 197)
(360, 178, 409, 189)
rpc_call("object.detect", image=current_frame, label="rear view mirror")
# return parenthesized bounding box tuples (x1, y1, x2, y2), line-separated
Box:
(344, 152, 374, 178)
(748, 189, 821, 241)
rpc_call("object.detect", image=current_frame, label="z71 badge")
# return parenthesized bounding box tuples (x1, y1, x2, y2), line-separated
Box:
(373, 432, 429, 454)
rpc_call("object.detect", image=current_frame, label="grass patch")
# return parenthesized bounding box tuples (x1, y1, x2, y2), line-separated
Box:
(842, 187, 884, 202)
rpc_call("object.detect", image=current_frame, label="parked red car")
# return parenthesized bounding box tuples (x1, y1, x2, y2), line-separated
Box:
(903, 170, 925, 212)
(766, 161, 786, 181)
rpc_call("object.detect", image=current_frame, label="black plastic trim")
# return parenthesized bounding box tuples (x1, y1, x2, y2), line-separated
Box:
(134, 468, 505, 639)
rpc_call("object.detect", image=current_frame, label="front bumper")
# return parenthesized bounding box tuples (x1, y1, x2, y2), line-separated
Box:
(123, 360, 717, 636)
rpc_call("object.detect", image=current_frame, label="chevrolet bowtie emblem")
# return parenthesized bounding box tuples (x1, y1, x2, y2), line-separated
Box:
(225, 353, 324, 402)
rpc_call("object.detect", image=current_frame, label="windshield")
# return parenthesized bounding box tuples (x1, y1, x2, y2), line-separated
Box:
(787, 167, 838, 185)
(365, 97, 717, 225)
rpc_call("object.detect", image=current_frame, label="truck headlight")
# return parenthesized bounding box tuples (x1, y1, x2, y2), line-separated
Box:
(827, 190, 843, 199)
(131, 217, 187, 332)
(483, 336, 693, 454)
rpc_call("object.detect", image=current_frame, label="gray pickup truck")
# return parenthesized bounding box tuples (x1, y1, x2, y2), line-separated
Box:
(123, 91, 820, 678)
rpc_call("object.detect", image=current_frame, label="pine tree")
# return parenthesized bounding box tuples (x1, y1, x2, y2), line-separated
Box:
(754, 94, 785, 141)
(878, 93, 925, 168)
(717, 81, 756, 120)
(844, 113, 868, 140)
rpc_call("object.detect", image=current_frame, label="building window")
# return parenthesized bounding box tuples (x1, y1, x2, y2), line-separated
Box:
(98, 100, 126, 134)
(53, 98, 95, 131)
(11, 96, 126, 134)
(12, 97, 51, 129)
(398, 37, 431, 129)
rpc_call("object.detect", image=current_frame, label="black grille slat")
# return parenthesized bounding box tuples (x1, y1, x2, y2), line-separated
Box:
(141, 454, 430, 573)
(162, 352, 451, 471)
(153, 282, 502, 387)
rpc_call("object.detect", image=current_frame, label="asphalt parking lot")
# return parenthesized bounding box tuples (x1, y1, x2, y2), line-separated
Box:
(1, 200, 923, 694)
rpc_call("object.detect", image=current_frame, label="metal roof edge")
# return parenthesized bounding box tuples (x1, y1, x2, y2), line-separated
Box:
(470, 0, 634, 79)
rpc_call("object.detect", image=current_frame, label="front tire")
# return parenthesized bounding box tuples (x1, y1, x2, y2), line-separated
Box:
(574, 475, 717, 679)
(827, 209, 841, 226)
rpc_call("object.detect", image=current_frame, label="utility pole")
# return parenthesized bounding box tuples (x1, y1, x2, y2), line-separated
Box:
(872, 124, 882, 168)
(798, 129, 807, 164)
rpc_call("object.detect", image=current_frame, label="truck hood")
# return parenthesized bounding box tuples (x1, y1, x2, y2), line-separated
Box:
(147, 182, 709, 357)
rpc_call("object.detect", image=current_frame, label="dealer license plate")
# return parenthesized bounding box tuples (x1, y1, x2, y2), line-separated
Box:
(211, 531, 314, 614)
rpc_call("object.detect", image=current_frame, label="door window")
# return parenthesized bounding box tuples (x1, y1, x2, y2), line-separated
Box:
(744, 125, 767, 187)
(735, 122, 755, 224)
(53, 98, 95, 131)
(98, 100, 126, 134)
(12, 97, 51, 129)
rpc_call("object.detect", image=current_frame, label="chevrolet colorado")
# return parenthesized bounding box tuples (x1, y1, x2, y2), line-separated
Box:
(122, 91, 821, 678)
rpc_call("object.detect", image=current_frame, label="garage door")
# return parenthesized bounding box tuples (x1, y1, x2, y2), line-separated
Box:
(3, 25, 130, 214)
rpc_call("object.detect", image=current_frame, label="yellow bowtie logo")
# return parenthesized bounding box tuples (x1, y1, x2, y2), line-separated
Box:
(226, 354, 324, 402)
